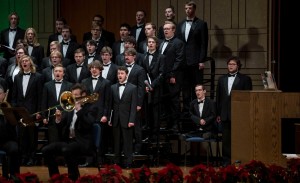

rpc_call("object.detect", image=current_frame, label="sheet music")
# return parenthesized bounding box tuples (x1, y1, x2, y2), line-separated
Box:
(0, 44, 15, 51)
(146, 73, 151, 84)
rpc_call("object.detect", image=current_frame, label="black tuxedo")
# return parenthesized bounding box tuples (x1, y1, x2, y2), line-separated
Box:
(81, 76, 111, 120)
(189, 98, 216, 133)
(0, 27, 25, 59)
(47, 33, 77, 56)
(5, 63, 19, 102)
(131, 25, 146, 48)
(60, 41, 79, 65)
(65, 63, 90, 83)
(28, 45, 45, 71)
(83, 53, 101, 65)
(141, 51, 165, 136)
(102, 62, 118, 84)
(42, 103, 97, 181)
(112, 40, 123, 60)
(11, 72, 43, 162)
(42, 80, 73, 143)
(111, 82, 137, 165)
(216, 72, 252, 165)
(0, 57, 7, 77)
(176, 18, 209, 113)
(159, 37, 185, 129)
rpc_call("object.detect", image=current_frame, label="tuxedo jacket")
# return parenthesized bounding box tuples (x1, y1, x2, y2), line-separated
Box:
(189, 97, 216, 132)
(127, 64, 146, 106)
(103, 62, 118, 84)
(159, 37, 185, 79)
(83, 54, 101, 65)
(81, 76, 111, 120)
(82, 29, 115, 48)
(11, 72, 43, 114)
(216, 72, 252, 121)
(41, 80, 73, 117)
(27, 45, 45, 71)
(5, 63, 19, 102)
(0, 57, 7, 77)
(59, 103, 97, 150)
(65, 63, 90, 83)
(176, 17, 208, 65)
(111, 82, 137, 128)
(60, 41, 79, 64)
(112, 40, 123, 60)
(141, 51, 165, 103)
(131, 25, 146, 48)
(0, 27, 25, 59)
(46, 33, 77, 56)
(115, 52, 144, 66)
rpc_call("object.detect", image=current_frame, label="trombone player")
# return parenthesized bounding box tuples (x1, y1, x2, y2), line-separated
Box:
(41, 64, 72, 143)
(42, 83, 98, 181)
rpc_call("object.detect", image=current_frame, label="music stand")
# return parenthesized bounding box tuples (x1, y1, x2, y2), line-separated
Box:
(1, 107, 33, 126)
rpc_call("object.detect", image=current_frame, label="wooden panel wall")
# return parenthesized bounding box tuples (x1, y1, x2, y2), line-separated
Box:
(59, 0, 151, 44)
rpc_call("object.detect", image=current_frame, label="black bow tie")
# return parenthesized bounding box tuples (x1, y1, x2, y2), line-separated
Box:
(186, 19, 193, 22)
(126, 64, 133, 68)
(10, 28, 16, 31)
(228, 74, 236, 77)
(120, 40, 124, 43)
(55, 81, 62, 84)
(103, 63, 111, 67)
(28, 43, 34, 47)
(23, 72, 31, 76)
(197, 100, 204, 104)
(88, 55, 95, 59)
(164, 39, 170, 43)
(147, 52, 154, 56)
(92, 77, 98, 80)
(137, 25, 143, 29)
(62, 42, 69, 45)
(119, 83, 126, 87)
(76, 65, 83, 68)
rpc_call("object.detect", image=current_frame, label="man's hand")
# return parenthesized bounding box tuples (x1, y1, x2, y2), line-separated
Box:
(170, 77, 176, 84)
(199, 63, 205, 70)
(43, 119, 48, 125)
(200, 119, 206, 125)
(128, 122, 134, 127)
(137, 106, 142, 111)
(216, 116, 221, 123)
(100, 116, 108, 123)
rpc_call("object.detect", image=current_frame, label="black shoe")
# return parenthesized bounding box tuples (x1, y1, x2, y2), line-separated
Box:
(79, 162, 93, 167)
(179, 134, 187, 141)
(26, 159, 34, 166)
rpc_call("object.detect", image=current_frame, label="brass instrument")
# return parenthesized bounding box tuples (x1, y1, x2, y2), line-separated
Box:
(19, 91, 99, 126)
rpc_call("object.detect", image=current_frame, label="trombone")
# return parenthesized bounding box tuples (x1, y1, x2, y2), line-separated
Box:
(19, 91, 99, 126)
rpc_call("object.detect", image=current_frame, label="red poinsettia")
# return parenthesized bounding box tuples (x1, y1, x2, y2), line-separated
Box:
(76, 174, 102, 183)
(99, 164, 129, 183)
(268, 164, 289, 183)
(287, 158, 300, 182)
(243, 160, 269, 182)
(153, 163, 183, 183)
(49, 173, 73, 183)
(16, 172, 40, 183)
(129, 165, 152, 183)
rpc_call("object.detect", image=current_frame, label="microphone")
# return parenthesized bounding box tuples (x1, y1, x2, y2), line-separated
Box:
(144, 80, 152, 91)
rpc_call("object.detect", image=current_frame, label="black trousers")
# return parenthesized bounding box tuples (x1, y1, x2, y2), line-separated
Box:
(42, 140, 86, 181)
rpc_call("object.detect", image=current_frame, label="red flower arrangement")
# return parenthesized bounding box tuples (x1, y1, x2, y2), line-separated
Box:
(49, 173, 72, 183)
(153, 163, 183, 183)
(75, 174, 102, 183)
(99, 164, 129, 183)
(129, 165, 152, 183)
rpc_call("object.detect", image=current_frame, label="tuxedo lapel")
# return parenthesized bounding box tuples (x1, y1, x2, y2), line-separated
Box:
(94, 77, 104, 91)
(25, 74, 35, 97)
(194, 102, 200, 117)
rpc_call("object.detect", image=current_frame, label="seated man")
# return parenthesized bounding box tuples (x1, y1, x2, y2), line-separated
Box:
(180, 84, 216, 140)
(0, 83, 20, 179)
(42, 83, 97, 181)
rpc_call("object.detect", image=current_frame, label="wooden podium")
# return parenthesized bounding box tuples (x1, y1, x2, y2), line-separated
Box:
(231, 90, 300, 167)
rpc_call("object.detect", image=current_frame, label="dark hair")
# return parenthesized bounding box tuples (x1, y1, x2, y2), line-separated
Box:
(166, 5, 175, 13)
(8, 12, 20, 25)
(227, 56, 242, 70)
(88, 60, 103, 71)
(147, 36, 160, 48)
(124, 48, 137, 56)
(120, 23, 131, 30)
(86, 40, 97, 47)
(195, 84, 206, 91)
(118, 66, 128, 74)
(137, 10, 146, 17)
(71, 83, 87, 95)
(56, 17, 67, 24)
(186, 1, 197, 9)
(123, 36, 136, 46)
(74, 48, 85, 56)
(93, 14, 104, 22)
